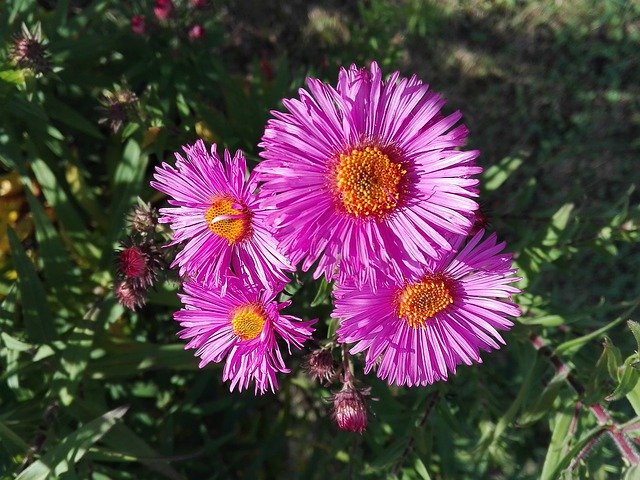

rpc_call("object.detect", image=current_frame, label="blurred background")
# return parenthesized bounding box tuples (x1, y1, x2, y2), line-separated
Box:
(1, 1, 639, 478)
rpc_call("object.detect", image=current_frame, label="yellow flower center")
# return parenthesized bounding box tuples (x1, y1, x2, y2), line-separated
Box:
(335, 146, 406, 217)
(397, 274, 454, 328)
(204, 197, 250, 244)
(231, 304, 266, 341)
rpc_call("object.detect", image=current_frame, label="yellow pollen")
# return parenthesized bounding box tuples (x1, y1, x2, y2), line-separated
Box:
(204, 197, 250, 244)
(335, 146, 406, 217)
(231, 304, 266, 341)
(397, 275, 454, 328)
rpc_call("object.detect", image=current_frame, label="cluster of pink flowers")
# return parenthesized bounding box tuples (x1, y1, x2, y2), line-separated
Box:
(150, 62, 521, 402)
(130, 0, 205, 42)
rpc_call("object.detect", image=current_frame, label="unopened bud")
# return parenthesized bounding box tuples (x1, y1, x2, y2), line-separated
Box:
(306, 349, 336, 383)
(131, 15, 146, 35)
(10, 23, 51, 75)
(115, 236, 162, 290)
(129, 203, 158, 234)
(98, 88, 138, 134)
(153, 0, 175, 21)
(332, 384, 368, 433)
(114, 279, 146, 311)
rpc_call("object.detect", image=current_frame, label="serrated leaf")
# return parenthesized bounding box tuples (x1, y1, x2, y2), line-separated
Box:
(15, 406, 128, 480)
(7, 227, 55, 344)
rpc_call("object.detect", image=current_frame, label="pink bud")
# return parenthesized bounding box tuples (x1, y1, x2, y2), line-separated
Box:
(332, 385, 368, 433)
(190, 0, 208, 8)
(131, 15, 146, 35)
(153, 0, 174, 21)
(188, 24, 204, 42)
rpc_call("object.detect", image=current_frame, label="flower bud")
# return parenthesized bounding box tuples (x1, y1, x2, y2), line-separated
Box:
(131, 15, 146, 35)
(332, 384, 368, 433)
(129, 203, 158, 235)
(10, 23, 51, 75)
(97, 88, 138, 134)
(153, 0, 174, 21)
(188, 24, 204, 42)
(114, 279, 146, 311)
(115, 236, 162, 290)
(306, 349, 336, 383)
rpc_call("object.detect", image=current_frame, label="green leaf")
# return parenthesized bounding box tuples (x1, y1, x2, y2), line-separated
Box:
(310, 278, 332, 307)
(629, 320, 640, 351)
(483, 155, 523, 192)
(24, 189, 76, 290)
(555, 315, 628, 356)
(540, 403, 580, 479)
(414, 457, 432, 480)
(44, 96, 104, 140)
(545, 425, 606, 480)
(102, 139, 148, 266)
(15, 406, 128, 480)
(70, 400, 186, 480)
(0, 420, 30, 457)
(7, 228, 55, 344)
(607, 356, 640, 402)
(518, 370, 568, 427)
(0, 69, 27, 86)
(542, 203, 574, 247)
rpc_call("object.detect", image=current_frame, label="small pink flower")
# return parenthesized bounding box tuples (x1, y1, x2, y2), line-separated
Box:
(153, 0, 174, 21)
(189, 0, 208, 8)
(335, 231, 522, 387)
(131, 15, 146, 35)
(188, 24, 204, 42)
(151, 140, 295, 288)
(175, 274, 316, 394)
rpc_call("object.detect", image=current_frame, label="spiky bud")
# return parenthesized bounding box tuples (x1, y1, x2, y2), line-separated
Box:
(115, 236, 162, 290)
(332, 384, 369, 433)
(306, 349, 336, 383)
(97, 88, 138, 133)
(128, 202, 158, 235)
(114, 279, 146, 310)
(9, 23, 51, 75)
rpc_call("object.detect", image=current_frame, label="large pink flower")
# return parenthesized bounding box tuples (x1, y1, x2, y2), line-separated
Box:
(175, 274, 316, 394)
(334, 231, 521, 387)
(256, 62, 481, 286)
(151, 140, 293, 287)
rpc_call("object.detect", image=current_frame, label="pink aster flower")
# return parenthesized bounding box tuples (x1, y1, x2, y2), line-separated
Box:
(175, 275, 316, 394)
(334, 231, 521, 386)
(256, 62, 481, 285)
(150, 140, 294, 288)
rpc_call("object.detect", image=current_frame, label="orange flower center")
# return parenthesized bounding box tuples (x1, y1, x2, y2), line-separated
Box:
(335, 146, 406, 217)
(397, 274, 454, 328)
(204, 197, 250, 244)
(231, 304, 266, 341)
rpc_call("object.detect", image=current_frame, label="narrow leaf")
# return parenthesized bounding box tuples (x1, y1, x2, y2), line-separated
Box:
(15, 406, 128, 480)
(7, 228, 55, 343)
